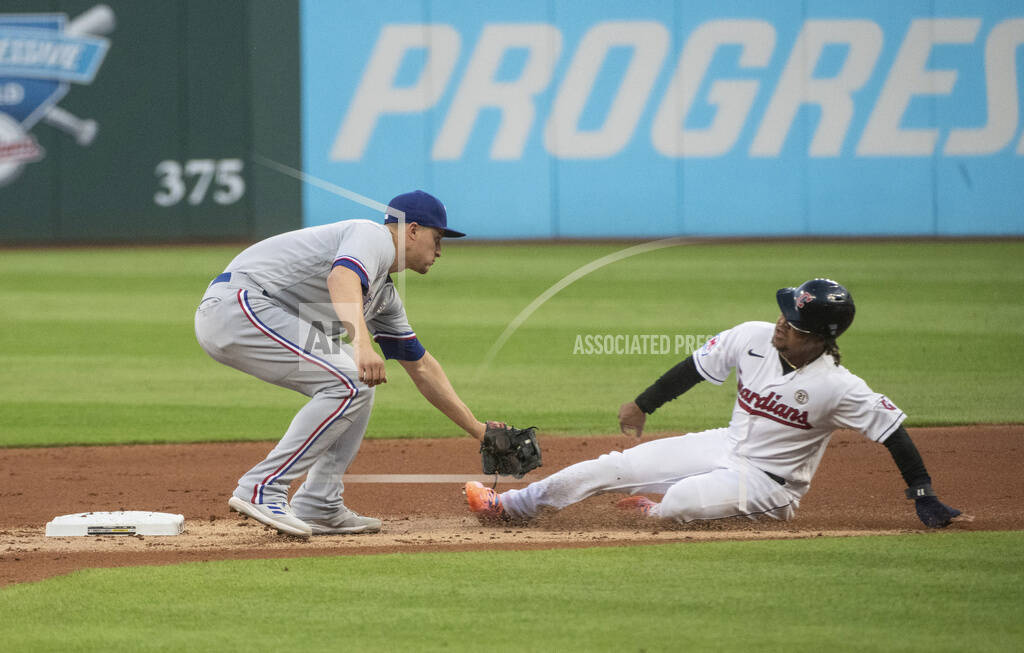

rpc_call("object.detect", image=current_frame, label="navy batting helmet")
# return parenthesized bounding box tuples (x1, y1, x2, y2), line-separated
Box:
(776, 279, 855, 339)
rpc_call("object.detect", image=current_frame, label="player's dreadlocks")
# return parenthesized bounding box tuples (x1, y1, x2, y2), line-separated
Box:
(824, 338, 841, 366)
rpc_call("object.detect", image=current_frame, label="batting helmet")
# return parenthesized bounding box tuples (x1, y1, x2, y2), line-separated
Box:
(776, 279, 855, 339)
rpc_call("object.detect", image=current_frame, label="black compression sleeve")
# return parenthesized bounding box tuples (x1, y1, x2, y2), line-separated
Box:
(883, 425, 931, 488)
(634, 356, 705, 414)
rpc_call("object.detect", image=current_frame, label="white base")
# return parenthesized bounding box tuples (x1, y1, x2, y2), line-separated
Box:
(45, 511, 185, 536)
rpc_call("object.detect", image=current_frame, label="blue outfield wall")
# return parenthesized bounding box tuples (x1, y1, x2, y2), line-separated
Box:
(301, 1, 1024, 238)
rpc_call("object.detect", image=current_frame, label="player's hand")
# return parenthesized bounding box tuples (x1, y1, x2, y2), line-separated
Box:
(356, 344, 387, 387)
(618, 401, 646, 438)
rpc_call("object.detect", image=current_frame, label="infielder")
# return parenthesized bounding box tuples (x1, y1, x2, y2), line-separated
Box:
(467, 279, 964, 529)
(196, 190, 493, 537)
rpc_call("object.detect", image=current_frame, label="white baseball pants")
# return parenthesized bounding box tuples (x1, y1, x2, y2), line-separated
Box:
(500, 429, 799, 523)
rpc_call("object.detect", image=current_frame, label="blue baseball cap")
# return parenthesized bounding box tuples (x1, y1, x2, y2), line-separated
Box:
(384, 190, 466, 238)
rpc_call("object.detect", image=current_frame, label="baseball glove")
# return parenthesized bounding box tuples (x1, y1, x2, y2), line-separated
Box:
(480, 422, 542, 478)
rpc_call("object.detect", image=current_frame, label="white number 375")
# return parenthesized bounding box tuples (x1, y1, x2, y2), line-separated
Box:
(154, 158, 245, 207)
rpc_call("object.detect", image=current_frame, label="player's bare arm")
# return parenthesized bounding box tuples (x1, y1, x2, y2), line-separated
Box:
(398, 352, 486, 439)
(327, 266, 387, 387)
(617, 402, 647, 437)
(620, 356, 707, 438)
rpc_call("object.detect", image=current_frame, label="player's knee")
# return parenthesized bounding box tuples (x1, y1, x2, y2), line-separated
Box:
(585, 450, 644, 491)
(536, 451, 629, 498)
(594, 450, 630, 479)
(317, 380, 365, 401)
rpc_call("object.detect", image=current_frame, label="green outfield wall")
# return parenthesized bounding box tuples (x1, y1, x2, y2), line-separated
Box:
(0, 0, 301, 242)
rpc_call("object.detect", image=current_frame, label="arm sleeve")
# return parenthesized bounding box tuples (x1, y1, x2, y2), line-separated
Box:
(635, 357, 705, 414)
(365, 282, 425, 361)
(883, 425, 931, 488)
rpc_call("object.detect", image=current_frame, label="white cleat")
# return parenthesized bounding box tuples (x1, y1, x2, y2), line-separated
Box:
(228, 496, 312, 538)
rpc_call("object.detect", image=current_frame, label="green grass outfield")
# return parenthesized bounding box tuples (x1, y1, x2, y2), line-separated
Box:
(1, 532, 1021, 652)
(1, 240, 1022, 446)
(1, 241, 1021, 651)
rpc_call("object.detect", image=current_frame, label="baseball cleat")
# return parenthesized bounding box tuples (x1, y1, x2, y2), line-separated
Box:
(300, 508, 383, 535)
(228, 496, 312, 538)
(616, 495, 658, 517)
(465, 481, 508, 521)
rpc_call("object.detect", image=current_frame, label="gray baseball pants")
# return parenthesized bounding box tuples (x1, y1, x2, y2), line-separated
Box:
(194, 275, 374, 519)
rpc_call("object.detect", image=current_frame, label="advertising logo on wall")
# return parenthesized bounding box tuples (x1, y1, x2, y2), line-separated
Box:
(0, 4, 113, 186)
(302, 2, 1024, 237)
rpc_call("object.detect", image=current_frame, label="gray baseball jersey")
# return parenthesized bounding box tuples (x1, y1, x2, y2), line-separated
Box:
(223, 219, 423, 360)
(194, 218, 420, 521)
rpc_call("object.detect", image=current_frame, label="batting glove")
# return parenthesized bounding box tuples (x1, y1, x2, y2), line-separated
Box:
(906, 484, 962, 528)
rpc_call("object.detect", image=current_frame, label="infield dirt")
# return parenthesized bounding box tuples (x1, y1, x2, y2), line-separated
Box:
(1, 426, 1020, 586)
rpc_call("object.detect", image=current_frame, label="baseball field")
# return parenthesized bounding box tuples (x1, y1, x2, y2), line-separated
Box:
(1, 240, 1022, 651)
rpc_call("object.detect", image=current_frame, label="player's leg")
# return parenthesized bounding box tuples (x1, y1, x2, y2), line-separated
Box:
(499, 429, 729, 520)
(237, 384, 373, 506)
(288, 404, 383, 534)
(653, 466, 797, 522)
(196, 287, 373, 506)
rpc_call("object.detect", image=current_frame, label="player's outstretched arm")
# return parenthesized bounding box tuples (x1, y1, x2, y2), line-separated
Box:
(883, 426, 969, 528)
(398, 352, 486, 440)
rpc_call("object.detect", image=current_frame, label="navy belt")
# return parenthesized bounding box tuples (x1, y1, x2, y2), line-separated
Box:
(209, 271, 269, 297)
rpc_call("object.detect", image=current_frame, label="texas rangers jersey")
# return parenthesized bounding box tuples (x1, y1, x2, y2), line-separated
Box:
(222, 219, 423, 360)
(693, 321, 905, 491)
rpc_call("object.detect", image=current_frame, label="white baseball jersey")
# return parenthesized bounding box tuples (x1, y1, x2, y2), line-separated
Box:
(693, 321, 905, 492)
(223, 219, 422, 360)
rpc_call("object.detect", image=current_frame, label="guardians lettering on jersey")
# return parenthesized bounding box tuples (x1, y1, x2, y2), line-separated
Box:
(736, 381, 811, 430)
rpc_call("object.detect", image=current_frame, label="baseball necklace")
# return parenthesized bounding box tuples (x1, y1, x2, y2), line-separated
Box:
(778, 351, 799, 368)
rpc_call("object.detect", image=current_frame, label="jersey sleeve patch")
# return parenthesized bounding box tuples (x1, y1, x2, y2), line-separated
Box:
(691, 326, 744, 385)
(699, 334, 719, 355)
(332, 256, 370, 291)
(374, 332, 426, 361)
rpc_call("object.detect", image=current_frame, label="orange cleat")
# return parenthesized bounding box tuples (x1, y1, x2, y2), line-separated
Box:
(465, 481, 508, 521)
(616, 495, 658, 517)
